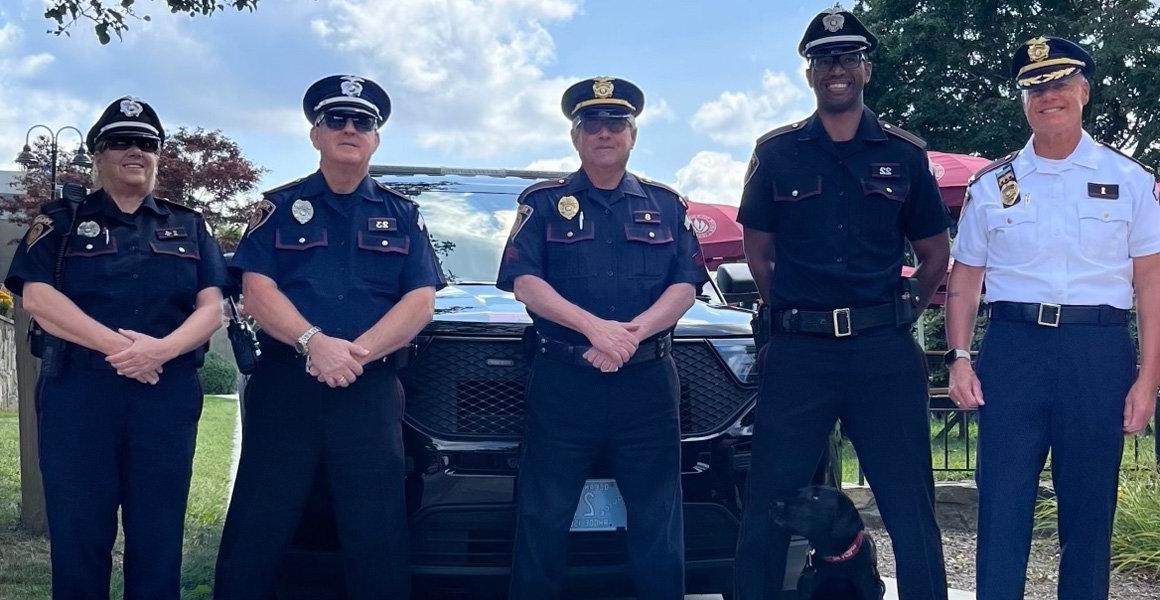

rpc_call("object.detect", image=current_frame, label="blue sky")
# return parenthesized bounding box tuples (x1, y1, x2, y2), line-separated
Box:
(1, 0, 852, 206)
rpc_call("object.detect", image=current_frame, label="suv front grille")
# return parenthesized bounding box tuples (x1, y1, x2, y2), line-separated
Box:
(400, 337, 753, 439)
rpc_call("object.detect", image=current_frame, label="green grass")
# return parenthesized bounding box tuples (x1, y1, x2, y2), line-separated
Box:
(0, 396, 237, 600)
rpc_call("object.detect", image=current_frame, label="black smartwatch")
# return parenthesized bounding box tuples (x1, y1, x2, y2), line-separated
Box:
(943, 348, 971, 367)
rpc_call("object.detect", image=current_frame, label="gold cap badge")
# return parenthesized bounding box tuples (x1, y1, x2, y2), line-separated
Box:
(557, 195, 579, 220)
(1027, 37, 1050, 63)
(592, 78, 614, 99)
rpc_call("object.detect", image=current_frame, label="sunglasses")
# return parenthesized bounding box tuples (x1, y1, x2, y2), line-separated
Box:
(809, 52, 867, 71)
(98, 137, 160, 153)
(578, 117, 631, 135)
(317, 112, 378, 133)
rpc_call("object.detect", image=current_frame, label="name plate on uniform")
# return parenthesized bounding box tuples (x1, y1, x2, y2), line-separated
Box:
(570, 479, 627, 532)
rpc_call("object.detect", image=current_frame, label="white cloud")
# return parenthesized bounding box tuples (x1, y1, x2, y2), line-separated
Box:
(690, 70, 811, 147)
(314, 0, 581, 158)
(673, 150, 748, 206)
(638, 97, 676, 126)
(524, 155, 578, 172)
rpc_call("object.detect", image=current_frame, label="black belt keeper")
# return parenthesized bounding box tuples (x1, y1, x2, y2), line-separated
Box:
(536, 333, 673, 368)
(988, 301, 1130, 327)
(774, 302, 901, 338)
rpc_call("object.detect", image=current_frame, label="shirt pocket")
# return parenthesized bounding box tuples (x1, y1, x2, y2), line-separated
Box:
(1077, 202, 1131, 261)
(624, 223, 674, 279)
(356, 230, 409, 293)
(63, 237, 119, 291)
(856, 179, 908, 238)
(274, 227, 329, 283)
(149, 239, 201, 292)
(771, 175, 826, 236)
(545, 221, 596, 278)
(985, 206, 1038, 266)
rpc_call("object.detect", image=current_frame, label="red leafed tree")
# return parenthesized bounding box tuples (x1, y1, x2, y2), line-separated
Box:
(2, 136, 92, 228)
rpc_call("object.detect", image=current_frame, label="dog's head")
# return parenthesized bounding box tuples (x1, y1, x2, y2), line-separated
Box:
(770, 485, 865, 556)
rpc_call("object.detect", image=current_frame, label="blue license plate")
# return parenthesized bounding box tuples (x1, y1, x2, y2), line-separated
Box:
(570, 478, 627, 531)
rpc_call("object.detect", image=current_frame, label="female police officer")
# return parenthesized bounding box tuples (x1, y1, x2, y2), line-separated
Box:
(4, 97, 229, 599)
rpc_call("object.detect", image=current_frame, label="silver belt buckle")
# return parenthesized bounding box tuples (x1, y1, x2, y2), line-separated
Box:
(1037, 303, 1061, 327)
(832, 308, 853, 337)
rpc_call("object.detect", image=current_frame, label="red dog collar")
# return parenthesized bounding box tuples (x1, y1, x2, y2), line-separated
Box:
(820, 530, 864, 564)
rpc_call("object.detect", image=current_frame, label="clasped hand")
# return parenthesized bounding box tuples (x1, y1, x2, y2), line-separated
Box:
(106, 329, 172, 385)
(582, 320, 642, 373)
(304, 333, 370, 388)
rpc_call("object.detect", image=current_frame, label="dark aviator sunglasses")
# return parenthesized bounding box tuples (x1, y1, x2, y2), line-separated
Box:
(97, 137, 160, 153)
(317, 112, 378, 133)
(577, 117, 631, 135)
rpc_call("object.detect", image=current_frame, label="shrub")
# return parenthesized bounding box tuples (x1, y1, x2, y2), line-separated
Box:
(199, 351, 238, 395)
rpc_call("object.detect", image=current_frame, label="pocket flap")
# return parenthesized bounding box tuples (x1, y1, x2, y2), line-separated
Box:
(546, 222, 594, 244)
(275, 228, 329, 250)
(625, 224, 674, 244)
(1077, 202, 1131, 223)
(149, 239, 201, 259)
(985, 208, 1036, 230)
(65, 236, 117, 257)
(358, 230, 410, 254)
(861, 179, 908, 202)
(773, 176, 823, 202)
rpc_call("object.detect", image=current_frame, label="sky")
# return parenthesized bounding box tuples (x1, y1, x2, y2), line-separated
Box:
(1, 0, 864, 207)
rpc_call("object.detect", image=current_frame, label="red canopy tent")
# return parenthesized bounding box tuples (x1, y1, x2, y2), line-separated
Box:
(685, 201, 744, 270)
(927, 151, 991, 218)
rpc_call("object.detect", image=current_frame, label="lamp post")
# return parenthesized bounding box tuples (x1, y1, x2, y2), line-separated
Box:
(11, 124, 89, 535)
(15, 124, 91, 199)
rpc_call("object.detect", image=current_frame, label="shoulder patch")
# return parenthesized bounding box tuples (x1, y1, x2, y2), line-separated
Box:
(261, 176, 308, 197)
(755, 118, 809, 146)
(967, 151, 1019, 186)
(374, 180, 418, 204)
(516, 177, 569, 205)
(243, 199, 276, 237)
(24, 214, 55, 249)
(879, 121, 927, 149)
(1098, 142, 1156, 176)
(508, 204, 534, 240)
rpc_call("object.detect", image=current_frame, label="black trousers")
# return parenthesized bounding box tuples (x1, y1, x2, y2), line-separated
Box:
(975, 320, 1134, 600)
(214, 357, 409, 599)
(39, 363, 202, 600)
(733, 327, 948, 600)
(509, 356, 685, 600)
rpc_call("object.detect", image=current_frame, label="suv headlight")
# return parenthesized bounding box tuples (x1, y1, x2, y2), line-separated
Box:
(709, 339, 759, 385)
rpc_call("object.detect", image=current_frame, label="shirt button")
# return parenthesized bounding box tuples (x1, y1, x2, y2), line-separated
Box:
(607, 271, 614, 277)
(338, 294, 344, 300)
(178, 247, 186, 253)
(298, 237, 306, 244)
(566, 231, 574, 238)
(648, 231, 656, 239)
(610, 306, 615, 311)
(837, 224, 844, 230)
(836, 257, 843, 263)
(791, 190, 799, 197)
(381, 240, 389, 246)
(606, 239, 613, 245)
(1006, 218, 1013, 224)
(886, 187, 893, 193)
(85, 243, 93, 250)
(132, 273, 139, 279)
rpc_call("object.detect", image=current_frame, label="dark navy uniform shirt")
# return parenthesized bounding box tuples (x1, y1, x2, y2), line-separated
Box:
(737, 107, 951, 311)
(5, 190, 229, 341)
(497, 170, 709, 345)
(232, 171, 446, 347)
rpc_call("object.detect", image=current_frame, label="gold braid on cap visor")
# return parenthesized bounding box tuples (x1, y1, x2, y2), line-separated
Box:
(1018, 67, 1080, 88)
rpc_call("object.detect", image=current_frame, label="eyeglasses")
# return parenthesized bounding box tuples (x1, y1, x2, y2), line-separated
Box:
(809, 53, 867, 71)
(1024, 73, 1084, 97)
(577, 117, 631, 135)
(317, 112, 378, 133)
(97, 138, 160, 153)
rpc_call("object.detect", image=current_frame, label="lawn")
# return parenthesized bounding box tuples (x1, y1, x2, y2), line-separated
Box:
(0, 396, 237, 600)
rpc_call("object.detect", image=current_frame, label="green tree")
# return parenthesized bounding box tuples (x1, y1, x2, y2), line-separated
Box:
(855, 0, 1160, 167)
(44, 0, 259, 44)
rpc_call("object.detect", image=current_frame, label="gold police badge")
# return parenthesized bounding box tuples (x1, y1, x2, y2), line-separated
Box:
(1027, 37, 1050, 63)
(557, 195, 579, 220)
(592, 78, 614, 99)
(1000, 181, 1020, 207)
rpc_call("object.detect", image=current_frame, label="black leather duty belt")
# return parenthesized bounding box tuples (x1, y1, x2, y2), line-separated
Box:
(774, 302, 900, 338)
(259, 342, 410, 372)
(988, 301, 1129, 327)
(536, 334, 673, 368)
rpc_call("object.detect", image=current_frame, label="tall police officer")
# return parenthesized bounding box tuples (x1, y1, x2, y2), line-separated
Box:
(497, 77, 708, 599)
(947, 37, 1160, 599)
(214, 75, 446, 598)
(733, 7, 951, 600)
(5, 97, 228, 598)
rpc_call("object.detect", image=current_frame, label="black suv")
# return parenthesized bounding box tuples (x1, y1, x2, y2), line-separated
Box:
(273, 167, 812, 599)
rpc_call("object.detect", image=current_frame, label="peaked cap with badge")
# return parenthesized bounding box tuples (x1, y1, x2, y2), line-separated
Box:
(560, 77, 645, 120)
(302, 74, 392, 127)
(798, 5, 878, 57)
(1010, 36, 1095, 89)
(86, 96, 165, 153)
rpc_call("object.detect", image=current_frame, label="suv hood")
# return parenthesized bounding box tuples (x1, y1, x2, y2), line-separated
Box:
(427, 283, 753, 338)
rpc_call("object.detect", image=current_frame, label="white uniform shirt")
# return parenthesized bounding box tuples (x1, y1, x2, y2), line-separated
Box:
(953, 131, 1160, 309)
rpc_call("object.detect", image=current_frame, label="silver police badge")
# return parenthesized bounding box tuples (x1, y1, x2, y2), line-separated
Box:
(291, 199, 314, 224)
(822, 12, 845, 32)
(77, 221, 101, 238)
(119, 97, 144, 117)
(340, 75, 365, 97)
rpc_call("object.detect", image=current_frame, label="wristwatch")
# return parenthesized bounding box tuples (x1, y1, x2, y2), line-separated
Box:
(943, 348, 971, 367)
(295, 326, 322, 355)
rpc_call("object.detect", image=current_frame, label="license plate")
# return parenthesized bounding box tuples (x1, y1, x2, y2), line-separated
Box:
(570, 479, 627, 531)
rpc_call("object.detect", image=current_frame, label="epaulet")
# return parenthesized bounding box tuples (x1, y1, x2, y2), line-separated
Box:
(1099, 142, 1156, 176)
(755, 119, 808, 146)
(374, 180, 418, 204)
(967, 151, 1019, 185)
(879, 121, 927, 149)
(638, 176, 682, 198)
(516, 177, 569, 205)
(261, 176, 307, 197)
(157, 197, 200, 214)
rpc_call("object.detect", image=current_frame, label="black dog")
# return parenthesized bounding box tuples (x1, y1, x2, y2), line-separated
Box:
(770, 485, 886, 600)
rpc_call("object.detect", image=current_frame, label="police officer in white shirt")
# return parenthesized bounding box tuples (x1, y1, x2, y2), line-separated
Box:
(945, 36, 1160, 600)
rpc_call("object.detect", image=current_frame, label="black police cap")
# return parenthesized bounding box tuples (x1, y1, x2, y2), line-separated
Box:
(798, 6, 877, 58)
(86, 96, 165, 153)
(560, 77, 644, 120)
(1010, 36, 1094, 89)
(302, 75, 391, 127)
